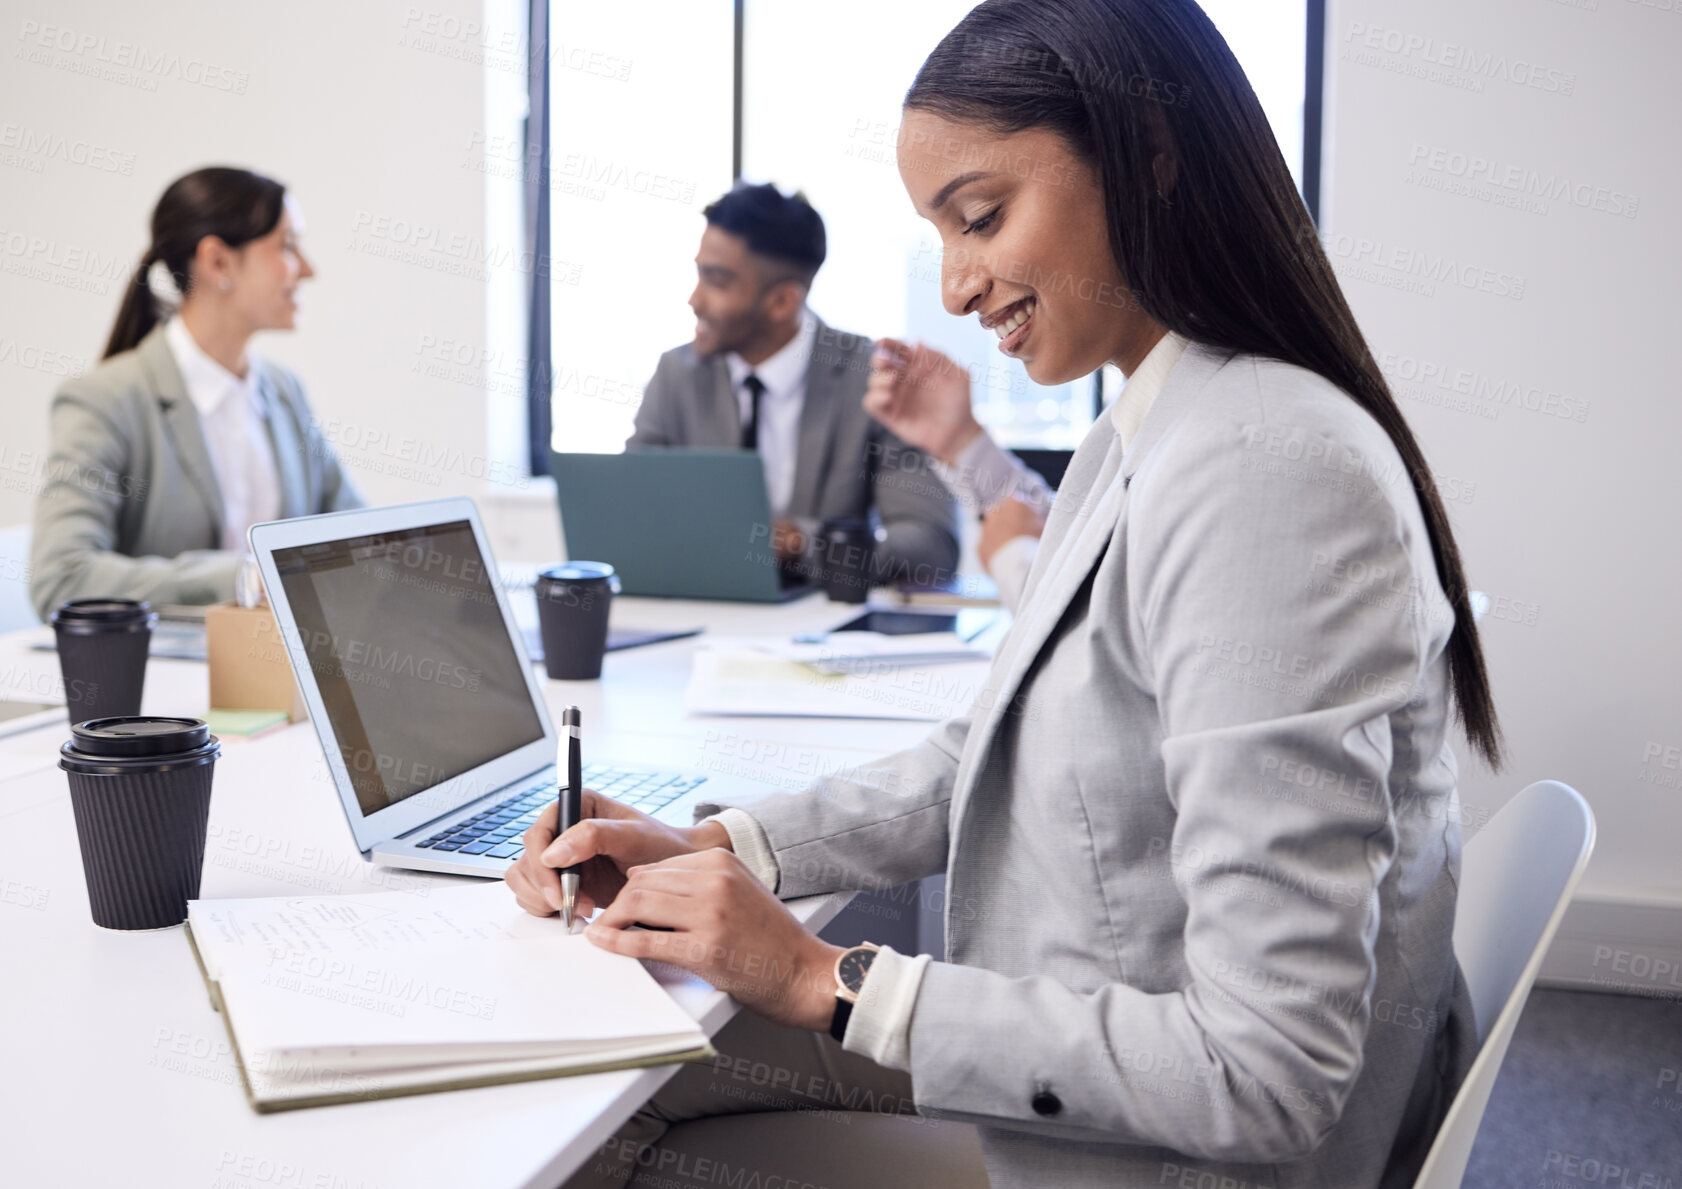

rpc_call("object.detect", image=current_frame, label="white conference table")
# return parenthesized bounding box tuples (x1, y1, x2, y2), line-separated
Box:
(0, 592, 935, 1189)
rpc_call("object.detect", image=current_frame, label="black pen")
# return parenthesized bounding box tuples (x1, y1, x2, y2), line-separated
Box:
(558, 705, 582, 927)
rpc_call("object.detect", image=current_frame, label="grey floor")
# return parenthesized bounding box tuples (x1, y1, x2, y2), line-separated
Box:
(1465, 988, 1682, 1187)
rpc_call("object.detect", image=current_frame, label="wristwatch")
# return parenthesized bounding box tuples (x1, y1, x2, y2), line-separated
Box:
(828, 942, 880, 1042)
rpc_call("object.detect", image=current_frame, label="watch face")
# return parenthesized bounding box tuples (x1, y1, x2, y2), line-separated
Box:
(837, 946, 875, 994)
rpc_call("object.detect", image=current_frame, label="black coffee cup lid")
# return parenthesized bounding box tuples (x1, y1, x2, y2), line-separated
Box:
(539, 562, 615, 582)
(68, 717, 210, 758)
(52, 598, 155, 625)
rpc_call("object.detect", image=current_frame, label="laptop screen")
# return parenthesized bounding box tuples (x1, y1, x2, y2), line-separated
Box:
(272, 519, 544, 817)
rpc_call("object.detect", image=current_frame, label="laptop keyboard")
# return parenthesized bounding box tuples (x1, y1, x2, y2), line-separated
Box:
(412, 764, 708, 860)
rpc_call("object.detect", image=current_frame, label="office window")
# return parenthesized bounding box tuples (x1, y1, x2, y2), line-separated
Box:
(541, 0, 1313, 457)
(1202, 0, 1310, 198)
(545, 1, 734, 455)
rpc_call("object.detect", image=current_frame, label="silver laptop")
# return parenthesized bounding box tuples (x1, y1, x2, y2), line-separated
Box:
(248, 497, 762, 878)
(552, 449, 815, 603)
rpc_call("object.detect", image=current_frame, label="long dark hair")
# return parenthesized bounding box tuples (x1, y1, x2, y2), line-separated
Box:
(103, 166, 288, 359)
(907, 0, 1503, 767)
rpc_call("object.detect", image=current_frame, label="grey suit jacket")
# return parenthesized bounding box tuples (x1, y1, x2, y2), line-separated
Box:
(627, 318, 960, 583)
(698, 343, 1477, 1189)
(28, 324, 360, 618)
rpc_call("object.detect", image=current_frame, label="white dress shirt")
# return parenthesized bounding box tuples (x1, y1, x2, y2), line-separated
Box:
(932, 331, 1191, 612)
(705, 329, 1193, 1069)
(725, 310, 816, 518)
(164, 317, 283, 553)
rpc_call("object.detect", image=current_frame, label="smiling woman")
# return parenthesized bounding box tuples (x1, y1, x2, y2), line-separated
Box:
(527, 3, 1501, 1188)
(895, 0, 1498, 765)
(895, 119, 1155, 382)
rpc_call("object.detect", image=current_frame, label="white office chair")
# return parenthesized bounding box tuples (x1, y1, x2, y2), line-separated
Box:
(1412, 780, 1596, 1189)
(0, 524, 38, 633)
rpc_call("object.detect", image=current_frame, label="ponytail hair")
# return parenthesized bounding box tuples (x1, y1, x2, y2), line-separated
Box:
(103, 166, 288, 359)
(906, 0, 1504, 767)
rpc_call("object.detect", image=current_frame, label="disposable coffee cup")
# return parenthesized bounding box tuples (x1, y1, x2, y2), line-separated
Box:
(51, 598, 157, 723)
(535, 562, 619, 680)
(59, 717, 220, 930)
(816, 518, 879, 604)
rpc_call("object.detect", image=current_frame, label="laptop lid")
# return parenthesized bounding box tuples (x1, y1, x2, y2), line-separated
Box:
(248, 498, 556, 855)
(551, 449, 793, 602)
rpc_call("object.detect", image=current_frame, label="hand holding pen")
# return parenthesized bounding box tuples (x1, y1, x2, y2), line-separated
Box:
(504, 787, 734, 923)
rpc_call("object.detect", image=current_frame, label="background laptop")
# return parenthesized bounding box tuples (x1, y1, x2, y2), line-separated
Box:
(248, 497, 773, 878)
(551, 449, 813, 602)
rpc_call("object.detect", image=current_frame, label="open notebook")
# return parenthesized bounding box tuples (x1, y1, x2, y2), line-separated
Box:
(185, 882, 713, 1112)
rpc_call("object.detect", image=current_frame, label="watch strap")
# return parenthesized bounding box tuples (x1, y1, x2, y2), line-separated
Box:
(828, 995, 854, 1043)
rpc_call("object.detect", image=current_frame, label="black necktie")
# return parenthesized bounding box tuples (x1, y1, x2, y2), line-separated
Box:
(740, 373, 765, 451)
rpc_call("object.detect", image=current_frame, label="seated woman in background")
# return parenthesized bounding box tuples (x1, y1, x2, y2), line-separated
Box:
(28, 166, 359, 619)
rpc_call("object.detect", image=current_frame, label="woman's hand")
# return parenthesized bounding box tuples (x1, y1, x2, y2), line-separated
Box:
(864, 337, 984, 465)
(585, 848, 844, 1032)
(503, 789, 731, 919)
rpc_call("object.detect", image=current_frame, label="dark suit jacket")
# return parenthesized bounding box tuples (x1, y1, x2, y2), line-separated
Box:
(29, 323, 360, 617)
(627, 317, 959, 584)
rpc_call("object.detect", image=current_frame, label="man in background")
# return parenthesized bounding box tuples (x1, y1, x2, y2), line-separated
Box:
(629, 183, 958, 587)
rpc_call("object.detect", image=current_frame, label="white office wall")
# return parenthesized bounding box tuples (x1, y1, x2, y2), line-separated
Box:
(1325, 0, 1682, 984)
(0, 0, 557, 608)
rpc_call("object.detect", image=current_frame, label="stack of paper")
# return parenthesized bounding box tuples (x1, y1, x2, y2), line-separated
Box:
(761, 633, 991, 674)
(185, 882, 711, 1111)
(683, 633, 996, 721)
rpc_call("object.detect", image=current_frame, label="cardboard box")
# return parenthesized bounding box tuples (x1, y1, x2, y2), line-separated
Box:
(205, 603, 308, 722)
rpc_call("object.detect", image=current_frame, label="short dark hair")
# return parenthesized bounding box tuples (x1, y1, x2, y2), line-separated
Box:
(703, 182, 826, 287)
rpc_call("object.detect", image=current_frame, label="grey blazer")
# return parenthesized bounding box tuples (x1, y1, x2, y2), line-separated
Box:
(698, 343, 1478, 1189)
(28, 324, 360, 618)
(627, 318, 960, 583)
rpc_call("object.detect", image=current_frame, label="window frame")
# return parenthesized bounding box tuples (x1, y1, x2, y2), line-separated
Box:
(526, 0, 1327, 486)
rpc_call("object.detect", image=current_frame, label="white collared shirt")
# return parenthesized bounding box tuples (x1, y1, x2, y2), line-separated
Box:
(1108, 329, 1189, 446)
(933, 331, 1191, 611)
(725, 310, 816, 517)
(164, 317, 283, 553)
